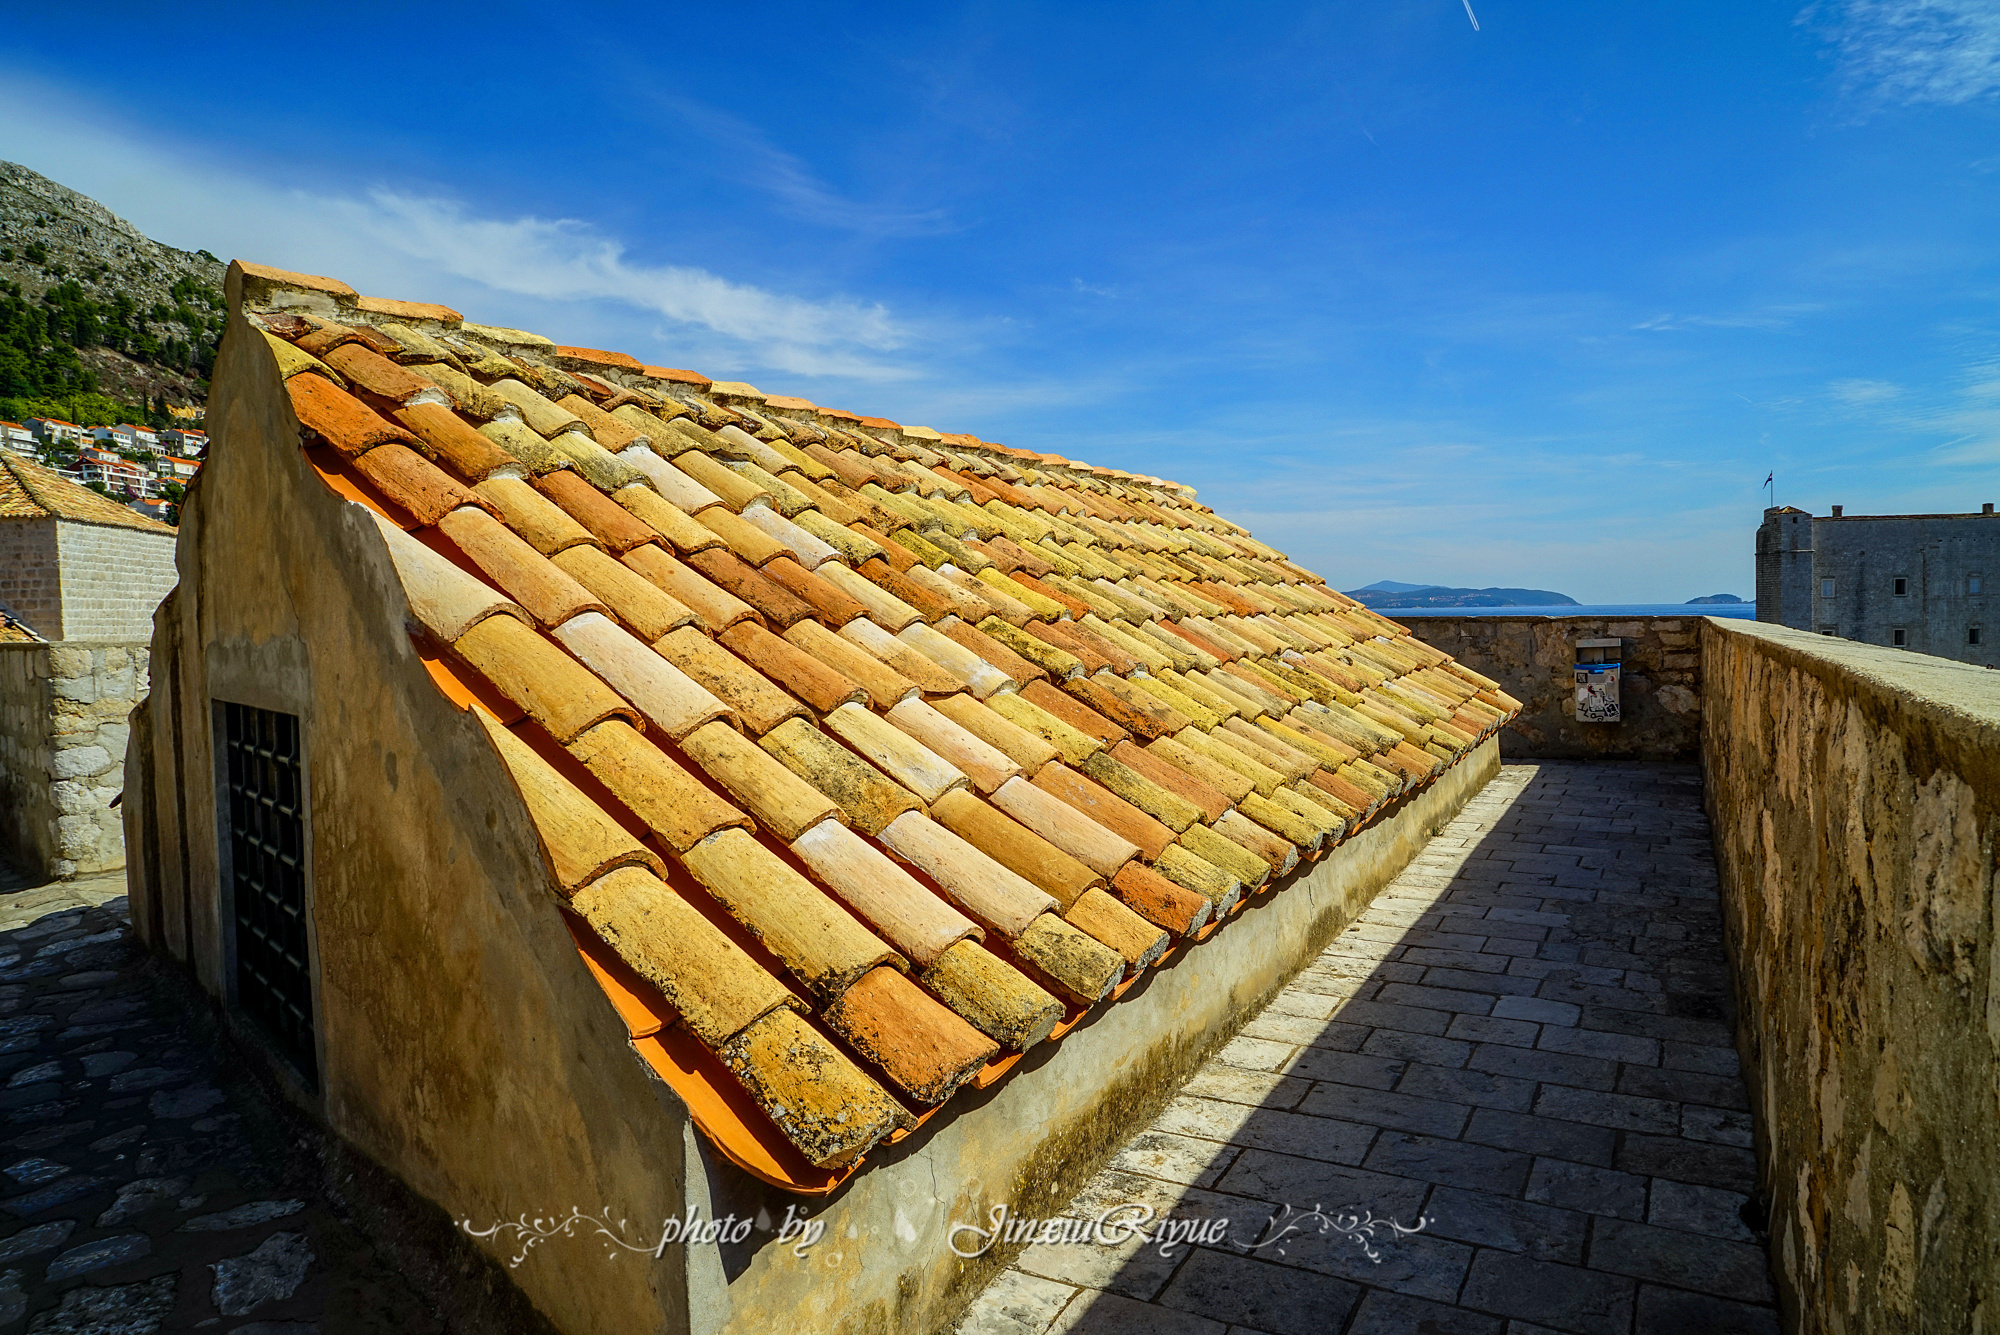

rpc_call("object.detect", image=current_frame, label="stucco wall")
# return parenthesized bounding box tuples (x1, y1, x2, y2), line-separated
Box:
(125, 278, 701, 1335)
(0, 518, 60, 637)
(52, 519, 180, 641)
(1405, 615, 1707, 760)
(0, 640, 147, 878)
(697, 739, 1501, 1335)
(1702, 618, 2000, 1332)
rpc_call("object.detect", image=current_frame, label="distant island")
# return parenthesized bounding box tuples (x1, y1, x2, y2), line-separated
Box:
(1686, 594, 1747, 605)
(1344, 581, 1580, 609)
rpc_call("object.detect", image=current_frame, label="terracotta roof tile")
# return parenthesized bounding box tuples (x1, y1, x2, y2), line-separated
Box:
(287, 376, 419, 459)
(351, 444, 484, 527)
(556, 345, 645, 373)
(357, 295, 464, 324)
(643, 365, 712, 388)
(237, 260, 359, 301)
(438, 507, 607, 628)
(688, 548, 815, 629)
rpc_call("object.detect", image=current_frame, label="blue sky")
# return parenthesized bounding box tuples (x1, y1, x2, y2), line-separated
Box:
(4, 1, 1998, 601)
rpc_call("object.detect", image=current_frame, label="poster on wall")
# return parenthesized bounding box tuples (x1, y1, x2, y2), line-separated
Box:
(1574, 663, 1621, 723)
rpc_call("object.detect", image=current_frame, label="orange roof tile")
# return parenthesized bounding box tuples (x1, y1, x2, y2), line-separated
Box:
(557, 345, 645, 373)
(236, 260, 359, 300)
(642, 365, 711, 387)
(357, 295, 464, 323)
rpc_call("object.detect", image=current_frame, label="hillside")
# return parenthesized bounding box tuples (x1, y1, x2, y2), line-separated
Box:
(1344, 584, 1579, 608)
(0, 160, 225, 424)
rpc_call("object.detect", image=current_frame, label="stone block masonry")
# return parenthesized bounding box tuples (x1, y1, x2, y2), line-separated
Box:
(1703, 618, 2000, 1331)
(0, 517, 60, 635)
(0, 641, 149, 878)
(1407, 615, 1708, 760)
(51, 521, 180, 642)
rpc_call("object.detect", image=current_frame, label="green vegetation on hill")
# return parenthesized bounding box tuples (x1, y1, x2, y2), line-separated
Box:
(0, 272, 222, 428)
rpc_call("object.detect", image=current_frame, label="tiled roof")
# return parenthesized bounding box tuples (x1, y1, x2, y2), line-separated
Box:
(239, 262, 1521, 1191)
(0, 448, 177, 533)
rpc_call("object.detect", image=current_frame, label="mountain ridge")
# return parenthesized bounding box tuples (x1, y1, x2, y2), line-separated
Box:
(0, 160, 225, 417)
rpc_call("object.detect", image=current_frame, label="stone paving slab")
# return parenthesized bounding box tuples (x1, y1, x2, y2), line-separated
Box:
(0, 860, 495, 1333)
(954, 762, 1779, 1335)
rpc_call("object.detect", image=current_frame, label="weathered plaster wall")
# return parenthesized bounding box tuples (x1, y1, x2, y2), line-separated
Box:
(1407, 615, 1707, 759)
(0, 640, 147, 877)
(124, 274, 700, 1335)
(52, 520, 180, 641)
(695, 738, 1501, 1335)
(1702, 619, 2000, 1332)
(0, 518, 59, 636)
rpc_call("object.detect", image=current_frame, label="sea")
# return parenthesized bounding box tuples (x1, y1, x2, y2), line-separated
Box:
(1369, 604, 1758, 620)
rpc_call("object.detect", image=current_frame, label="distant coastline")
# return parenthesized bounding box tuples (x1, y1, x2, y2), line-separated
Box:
(1345, 583, 1578, 609)
(1374, 603, 1757, 620)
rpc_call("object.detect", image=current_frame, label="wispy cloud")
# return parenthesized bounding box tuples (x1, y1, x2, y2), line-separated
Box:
(350, 191, 907, 370)
(661, 98, 955, 239)
(1805, 0, 2000, 108)
(0, 81, 917, 380)
(1829, 376, 1904, 403)
(1071, 278, 1120, 298)
(1632, 307, 1813, 332)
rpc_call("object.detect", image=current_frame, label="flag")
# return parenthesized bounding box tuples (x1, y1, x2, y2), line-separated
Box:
(1763, 472, 1773, 486)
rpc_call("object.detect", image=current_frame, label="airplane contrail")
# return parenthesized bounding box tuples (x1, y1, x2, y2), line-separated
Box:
(1463, 0, 1481, 30)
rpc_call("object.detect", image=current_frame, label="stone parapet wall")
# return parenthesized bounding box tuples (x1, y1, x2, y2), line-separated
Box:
(1702, 619, 2000, 1331)
(0, 641, 148, 878)
(1405, 615, 1706, 759)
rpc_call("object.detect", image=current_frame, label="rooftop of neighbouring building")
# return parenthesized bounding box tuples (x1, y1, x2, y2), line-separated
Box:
(0, 447, 177, 533)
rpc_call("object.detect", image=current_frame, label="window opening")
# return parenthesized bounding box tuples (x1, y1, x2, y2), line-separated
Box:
(1820, 578, 1834, 598)
(1893, 577, 1908, 596)
(221, 702, 315, 1088)
(1892, 628, 1907, 647)
(1972, 628, 1984, 647)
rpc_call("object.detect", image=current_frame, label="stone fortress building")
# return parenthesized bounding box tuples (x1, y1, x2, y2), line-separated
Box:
(1755, 502, 1997, 666)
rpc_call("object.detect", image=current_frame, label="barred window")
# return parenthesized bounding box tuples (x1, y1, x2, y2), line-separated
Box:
(220, 702, 316, 1088)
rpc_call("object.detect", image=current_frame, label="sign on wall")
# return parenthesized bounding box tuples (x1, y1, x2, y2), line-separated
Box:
(1574, 638, 1622, 723)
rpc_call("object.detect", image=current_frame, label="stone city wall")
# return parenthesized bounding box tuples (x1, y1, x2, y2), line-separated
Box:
(0, 641, 148, 878)
(1702, 619, 2000, 1332)
(1405, 615, 1707, 760)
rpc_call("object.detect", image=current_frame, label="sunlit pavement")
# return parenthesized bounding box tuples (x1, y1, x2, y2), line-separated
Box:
(956, 762, 1777, 1335)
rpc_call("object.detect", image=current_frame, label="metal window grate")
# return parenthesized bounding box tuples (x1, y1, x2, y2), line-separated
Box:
(221, 702, 316, 1088)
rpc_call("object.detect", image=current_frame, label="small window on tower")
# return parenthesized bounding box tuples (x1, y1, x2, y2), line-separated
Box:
(1893, 577, 1909, 596)
(1972, 628, 1984, 647)
(1893, 628, 1908, 646)
(1972, 575, 1984, 595)
(1821, 578, 1834, 598)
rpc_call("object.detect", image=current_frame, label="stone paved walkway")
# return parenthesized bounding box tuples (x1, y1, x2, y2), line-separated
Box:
(0, 859, 462, 1333)
(956, 761, 1777, 1335)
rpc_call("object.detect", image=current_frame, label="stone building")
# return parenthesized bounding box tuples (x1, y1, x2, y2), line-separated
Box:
(125, 260, 1516, 1335)
(0, 447, 179, 640)
(0, 449, 172, 877)
(1755, 502, 1998, 666)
